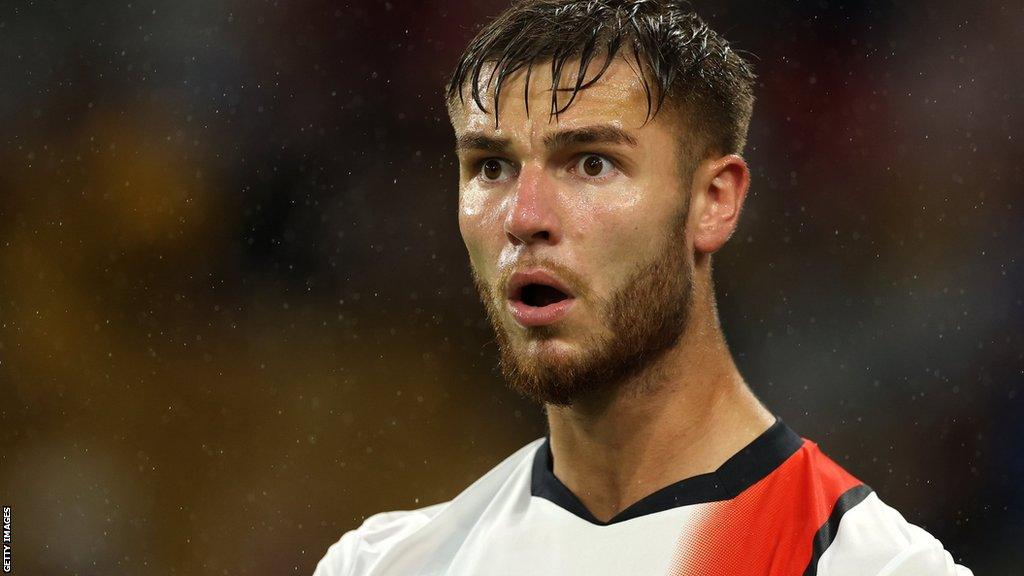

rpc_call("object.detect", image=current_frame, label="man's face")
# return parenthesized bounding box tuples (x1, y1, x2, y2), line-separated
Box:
(450, 57, 696, 406)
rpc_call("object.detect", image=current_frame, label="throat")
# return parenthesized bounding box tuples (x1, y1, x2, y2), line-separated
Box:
(543, 371, 777, 524)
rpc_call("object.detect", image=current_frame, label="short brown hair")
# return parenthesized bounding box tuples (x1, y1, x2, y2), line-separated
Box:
(446, 0, 756, 166)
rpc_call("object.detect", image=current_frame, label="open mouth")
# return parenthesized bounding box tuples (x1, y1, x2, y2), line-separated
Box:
(505, 270, 577, 327)
(516, 283, 571, 308)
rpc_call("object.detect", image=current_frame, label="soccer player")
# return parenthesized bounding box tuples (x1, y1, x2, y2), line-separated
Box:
(314, 1, 973, 574)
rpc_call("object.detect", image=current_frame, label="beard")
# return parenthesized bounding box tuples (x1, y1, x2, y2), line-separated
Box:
(471, 206, 694, 407)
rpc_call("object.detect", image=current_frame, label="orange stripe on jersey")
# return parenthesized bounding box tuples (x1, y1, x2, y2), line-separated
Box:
(667, 439, 863, 576)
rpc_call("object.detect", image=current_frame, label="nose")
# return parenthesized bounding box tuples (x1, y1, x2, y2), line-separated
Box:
(504, 165, 561, 246)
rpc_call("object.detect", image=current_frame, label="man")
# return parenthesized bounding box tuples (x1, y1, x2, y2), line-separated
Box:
(314, 1, 973, 574)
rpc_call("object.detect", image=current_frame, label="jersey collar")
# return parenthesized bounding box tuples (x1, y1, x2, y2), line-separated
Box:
(530, 417, 804, 525)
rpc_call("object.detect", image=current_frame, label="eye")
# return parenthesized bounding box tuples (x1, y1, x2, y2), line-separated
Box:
(479, 158, 514, 182)
(573, 154, 615, 179)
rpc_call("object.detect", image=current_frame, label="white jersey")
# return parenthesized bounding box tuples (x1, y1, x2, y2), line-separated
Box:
(313, 419, 973, 576)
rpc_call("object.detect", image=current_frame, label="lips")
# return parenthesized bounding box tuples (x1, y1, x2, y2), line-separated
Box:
(505, 269, 576, 327)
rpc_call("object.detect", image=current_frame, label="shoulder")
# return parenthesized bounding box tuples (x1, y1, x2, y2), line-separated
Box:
(797, 441, 973, 576)
(814, 490, 974, 576)
(312, 438, 545, 576)
(312, 503, 448, 576)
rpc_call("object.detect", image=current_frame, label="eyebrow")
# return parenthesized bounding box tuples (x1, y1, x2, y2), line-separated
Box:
(455, 133, 511, 153)
(542, 125, 638, 149)
(455, 125, 639, 154)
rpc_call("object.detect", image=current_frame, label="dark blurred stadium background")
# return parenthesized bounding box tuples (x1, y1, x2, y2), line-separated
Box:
(0, 1, 1020, 574)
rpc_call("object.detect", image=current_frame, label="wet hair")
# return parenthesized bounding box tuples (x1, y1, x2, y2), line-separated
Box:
(446, 0, 756, 165)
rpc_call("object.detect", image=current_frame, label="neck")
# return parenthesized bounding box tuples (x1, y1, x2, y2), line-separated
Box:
(544, 275, 775, 523)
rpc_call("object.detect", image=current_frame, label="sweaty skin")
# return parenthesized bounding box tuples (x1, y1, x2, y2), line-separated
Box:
(450, 56, 776, 522)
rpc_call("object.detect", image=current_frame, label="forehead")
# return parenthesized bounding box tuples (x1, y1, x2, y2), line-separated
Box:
(448, 55, 671, 138)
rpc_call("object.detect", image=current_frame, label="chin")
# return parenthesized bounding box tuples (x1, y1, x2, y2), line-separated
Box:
(503, 338, 600, 402)
(521, 340, 577, 369)
(511, 324, 581, 356)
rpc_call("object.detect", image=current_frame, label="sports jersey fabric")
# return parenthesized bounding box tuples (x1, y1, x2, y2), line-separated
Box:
(313, 418, 973, 576)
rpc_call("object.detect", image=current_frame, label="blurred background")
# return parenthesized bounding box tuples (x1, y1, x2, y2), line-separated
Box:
(0, 0, 1021, 574)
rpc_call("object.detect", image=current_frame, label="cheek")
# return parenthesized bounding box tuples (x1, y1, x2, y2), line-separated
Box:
(458, 187, 507, 273)
(567, 187, 653, 264)
(567, 180, 648, 239)
(565, 184, 678, 303)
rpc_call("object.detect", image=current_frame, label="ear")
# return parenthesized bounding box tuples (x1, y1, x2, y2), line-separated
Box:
(691, 154, 750, 255)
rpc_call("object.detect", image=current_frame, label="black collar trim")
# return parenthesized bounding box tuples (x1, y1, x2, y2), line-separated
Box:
(529, 417, 804, 525)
